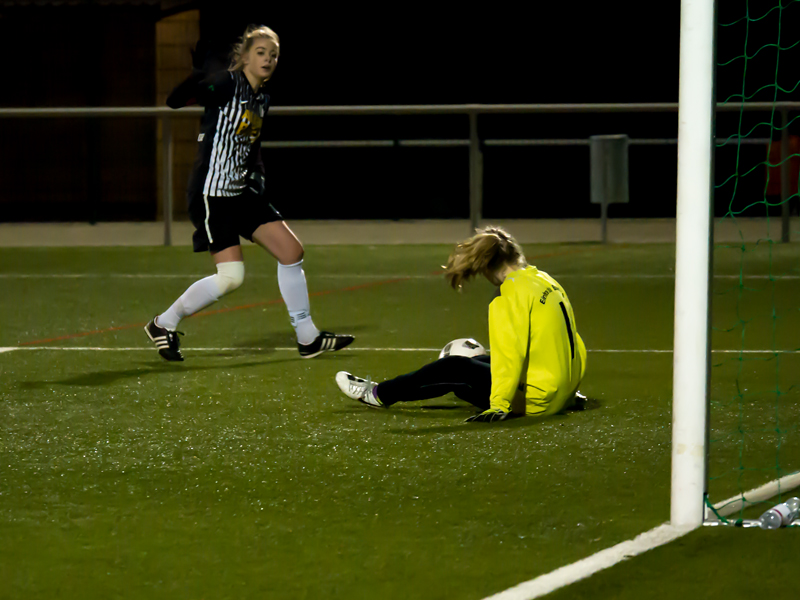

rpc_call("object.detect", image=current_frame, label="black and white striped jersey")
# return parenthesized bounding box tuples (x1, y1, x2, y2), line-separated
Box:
(168, 69, 270, 199)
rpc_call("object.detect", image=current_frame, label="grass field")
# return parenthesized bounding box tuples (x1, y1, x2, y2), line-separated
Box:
(1, 242, 798, 599)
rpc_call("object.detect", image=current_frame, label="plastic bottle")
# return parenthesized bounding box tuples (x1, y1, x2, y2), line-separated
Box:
(788, 497, 800, 521)
(758, 497, 800, 529)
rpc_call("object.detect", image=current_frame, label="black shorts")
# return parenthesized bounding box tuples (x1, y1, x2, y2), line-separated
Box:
(188, 190, 283, 253)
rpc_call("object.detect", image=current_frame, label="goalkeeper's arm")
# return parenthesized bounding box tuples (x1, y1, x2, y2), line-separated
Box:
(487, 293, 529, 412)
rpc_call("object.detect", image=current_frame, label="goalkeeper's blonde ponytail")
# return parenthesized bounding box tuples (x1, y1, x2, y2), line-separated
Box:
(444, 226, 526, 290)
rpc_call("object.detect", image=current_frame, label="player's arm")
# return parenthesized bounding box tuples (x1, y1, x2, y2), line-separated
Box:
(166, 70, 234, 109)
(486, 291, 530, 413)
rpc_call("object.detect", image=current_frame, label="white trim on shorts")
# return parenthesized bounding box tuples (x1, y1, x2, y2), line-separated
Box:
(203, 194, 214, 243)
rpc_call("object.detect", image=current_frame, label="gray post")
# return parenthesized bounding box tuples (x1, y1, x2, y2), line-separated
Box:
(780, 108, 790, 243)
(162, 116, 174, 247)
(600, 193, 609, 243)
(469, 112, 483, 232)
(590, 134, 629, 243)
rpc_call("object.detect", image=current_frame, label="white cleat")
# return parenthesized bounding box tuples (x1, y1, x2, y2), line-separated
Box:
(335, 371, 383, 408)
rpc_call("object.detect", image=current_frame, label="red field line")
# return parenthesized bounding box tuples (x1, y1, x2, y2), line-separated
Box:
(18, 322, 151, 346)
(18, 276, 412, 346)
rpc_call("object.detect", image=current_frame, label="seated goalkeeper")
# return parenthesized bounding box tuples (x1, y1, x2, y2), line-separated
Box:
(334, 226, 587, 423)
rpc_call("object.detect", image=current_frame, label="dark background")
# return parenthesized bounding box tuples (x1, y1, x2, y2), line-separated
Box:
(0, 0, 797, 222)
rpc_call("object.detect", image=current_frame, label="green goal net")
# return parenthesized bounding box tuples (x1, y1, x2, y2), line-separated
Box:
(707, 0, 800, 523)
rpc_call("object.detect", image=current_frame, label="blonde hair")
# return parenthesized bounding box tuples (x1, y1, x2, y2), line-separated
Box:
(444, 226, 526, 290)
(230, 24, 280, 72)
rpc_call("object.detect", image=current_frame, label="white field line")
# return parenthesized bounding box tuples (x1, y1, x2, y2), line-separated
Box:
(595, 349, 800, 354)
(6, 347, 441, 352)
(710, 471, 800, 518)
(2, 347, 798, 353)
(0, 273, 798, 280)
(483, 473, 800, 600)
(0, 273, 435, 279)
(483, 524, 696, 600)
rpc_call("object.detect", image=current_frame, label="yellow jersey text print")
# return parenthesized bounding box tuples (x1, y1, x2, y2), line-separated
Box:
(236, 109, 263, 144)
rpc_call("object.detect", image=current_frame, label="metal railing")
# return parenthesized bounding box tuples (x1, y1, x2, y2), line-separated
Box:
(1, 102, 798, 244)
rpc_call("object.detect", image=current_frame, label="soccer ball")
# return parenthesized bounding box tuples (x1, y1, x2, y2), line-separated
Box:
(438, 338, 487, 359)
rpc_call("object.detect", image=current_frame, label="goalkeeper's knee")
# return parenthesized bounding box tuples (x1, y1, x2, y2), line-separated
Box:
(215, 261, 244, 295)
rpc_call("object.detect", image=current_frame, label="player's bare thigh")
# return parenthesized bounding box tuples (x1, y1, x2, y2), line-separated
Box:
(252, 221, 304, 265)
(212, 245, 244, 264)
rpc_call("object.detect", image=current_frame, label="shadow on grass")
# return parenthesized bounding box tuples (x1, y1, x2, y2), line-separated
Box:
(574, 396, 602, 412)
(233, 323, 373, 350)
(18, 355, 307, 389)
(334, 396, 603, 436)
(389, 411, 600, 435)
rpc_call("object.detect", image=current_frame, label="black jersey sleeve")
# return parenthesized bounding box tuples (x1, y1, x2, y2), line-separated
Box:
(166, 70, 235, 109)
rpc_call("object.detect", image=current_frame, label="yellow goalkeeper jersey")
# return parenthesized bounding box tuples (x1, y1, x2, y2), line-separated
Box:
(488, 265, 586, 416)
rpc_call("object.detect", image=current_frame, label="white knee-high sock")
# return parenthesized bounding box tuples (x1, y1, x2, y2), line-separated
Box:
(157, 262, 245, 330)
(277, 259, 320, 344)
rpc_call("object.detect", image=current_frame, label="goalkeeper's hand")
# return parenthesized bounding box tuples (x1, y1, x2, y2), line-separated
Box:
(465, 408, 512, 423)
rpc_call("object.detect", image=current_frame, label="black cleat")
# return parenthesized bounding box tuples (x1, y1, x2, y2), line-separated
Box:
(298, 331, 354, 359)
(144, 317, 184, 362)
(570, 391, 587, 411)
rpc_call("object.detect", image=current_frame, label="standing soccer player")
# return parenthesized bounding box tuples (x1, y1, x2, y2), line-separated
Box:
(145, 24, 354, 361)
(335, 226, 587, 422)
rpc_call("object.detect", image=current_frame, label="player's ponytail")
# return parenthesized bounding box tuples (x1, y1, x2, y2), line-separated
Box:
(230, 24, 280, 71)
(444, 226, 526, 290)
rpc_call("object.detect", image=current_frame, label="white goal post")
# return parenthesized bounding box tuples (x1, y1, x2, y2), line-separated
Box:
(671, 0, 716, 528)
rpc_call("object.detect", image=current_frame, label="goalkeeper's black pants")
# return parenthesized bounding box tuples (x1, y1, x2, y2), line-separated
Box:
(376, 355, 491, 409)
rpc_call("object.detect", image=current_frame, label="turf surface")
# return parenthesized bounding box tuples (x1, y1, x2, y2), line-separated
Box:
(0, 243, 798, 599)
